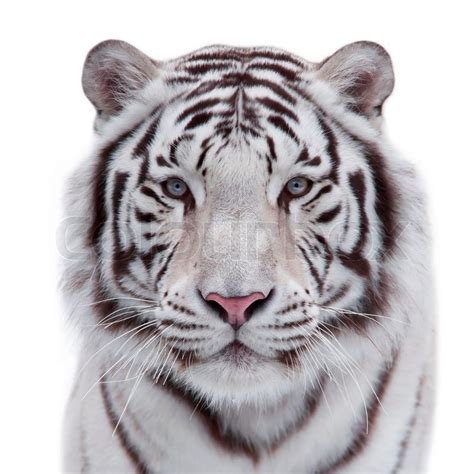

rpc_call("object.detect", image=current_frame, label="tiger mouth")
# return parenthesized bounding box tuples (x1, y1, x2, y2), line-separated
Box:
(220, 340, 259, 365)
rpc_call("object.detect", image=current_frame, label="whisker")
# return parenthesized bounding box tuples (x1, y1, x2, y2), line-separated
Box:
(319, 305, 409, 326)
(82, 296, 156, 307)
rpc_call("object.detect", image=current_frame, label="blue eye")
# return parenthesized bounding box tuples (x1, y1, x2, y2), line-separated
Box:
(164, 178, 188, 198)
(286, 177, 311, 197)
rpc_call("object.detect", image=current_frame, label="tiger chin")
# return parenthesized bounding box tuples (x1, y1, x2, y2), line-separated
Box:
(61, 39, 435, 473)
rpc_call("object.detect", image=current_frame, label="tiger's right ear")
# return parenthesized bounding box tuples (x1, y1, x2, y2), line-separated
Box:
(316, 41, 394, 123)
(82, 40, 159, 125)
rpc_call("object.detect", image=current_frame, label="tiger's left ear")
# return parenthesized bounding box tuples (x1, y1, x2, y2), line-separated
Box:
(317, 41, 394, 121)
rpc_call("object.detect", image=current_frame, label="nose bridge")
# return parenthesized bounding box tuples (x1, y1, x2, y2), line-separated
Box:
(197, 194, 276, 297)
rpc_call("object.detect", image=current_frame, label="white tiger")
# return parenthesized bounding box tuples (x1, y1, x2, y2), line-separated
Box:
(61, 39, 435, 473)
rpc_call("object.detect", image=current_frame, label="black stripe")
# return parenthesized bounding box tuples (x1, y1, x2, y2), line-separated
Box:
(243, 75, 297, 105)
(154, 244, 177, 290)
(100, 380, 149, 473)
(247, 50, 304, 67)
(196, 142, 212, 170)
(165, 75, 198, 86)
(184, 112, 213, 130)
(169, 134, 193, 165)
(390, 374, 425, 473)
(135, 209, 158, 223)
(338, 252, 371, 278)
(265, 154, 273, 174)
(141, 185, 172, 209)
(137, 155, 149, 185)
(256, 97, 299, 122)
(320, 358, 398, 473)
(319, 283, 350, 306)
(268, 115, 300, 144)
(184, 62, 234, 75)
(187, 51, 244, 62)
(266, 136, 277, 160)
(317, 114, 340, 184)
(112, 172, 130, 250)
(133, 114, 161, 158)
(328, 119, 398, 257)
(348, 171, 368, 254)
(306, 156, 321, 167)
(248, 62, 298, 81)
(316, 204, 341, 223)
(149, 371, 323, 464)
(303, 184, 332, 207)
(176, 98, 221, 123)
(295, 147, 309, 163)
(156, 155, 172, 168)
(140, 243, 170, 269)
(89, 121, 144, 248)
(298, 245, 323, 292)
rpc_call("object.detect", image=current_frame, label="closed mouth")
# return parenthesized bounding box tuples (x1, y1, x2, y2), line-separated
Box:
(221, 340, 258, 365)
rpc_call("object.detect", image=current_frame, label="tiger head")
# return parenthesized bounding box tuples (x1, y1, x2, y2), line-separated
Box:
(64, 40, 401, 407)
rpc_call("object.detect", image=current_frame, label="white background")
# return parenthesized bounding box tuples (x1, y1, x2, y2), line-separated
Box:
(0, 1, 472, 472)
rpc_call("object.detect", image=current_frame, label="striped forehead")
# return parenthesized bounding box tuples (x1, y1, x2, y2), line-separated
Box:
(109, 46, 363, 184)
(156, 57, 327, 165)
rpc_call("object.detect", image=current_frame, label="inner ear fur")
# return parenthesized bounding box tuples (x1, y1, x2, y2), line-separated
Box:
(317, 41, 395, 119)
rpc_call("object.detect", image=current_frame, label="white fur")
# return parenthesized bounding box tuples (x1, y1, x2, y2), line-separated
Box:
(62, 42, 435, 473)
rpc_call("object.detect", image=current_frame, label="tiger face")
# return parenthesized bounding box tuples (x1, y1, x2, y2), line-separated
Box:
(71, 40, 397, 406)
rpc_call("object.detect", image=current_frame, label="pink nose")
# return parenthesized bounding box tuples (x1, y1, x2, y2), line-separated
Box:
(205, 292, 266, 329)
